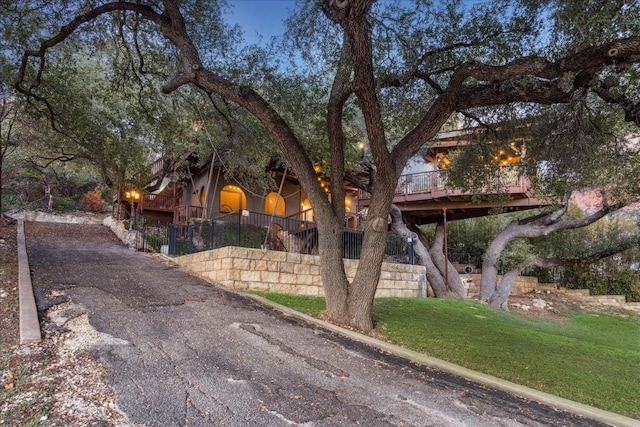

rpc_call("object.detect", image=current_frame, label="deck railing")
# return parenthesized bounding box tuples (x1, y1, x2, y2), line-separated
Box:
(141, 194, 178, 212)
(360, 167, 523, 201)
(150, 157, 167, 176)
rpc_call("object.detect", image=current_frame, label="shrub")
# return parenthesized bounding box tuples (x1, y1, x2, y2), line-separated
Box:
(82, 187, 106, 212)
(54, 196, 82, 212)
(212, 222, 266, 249)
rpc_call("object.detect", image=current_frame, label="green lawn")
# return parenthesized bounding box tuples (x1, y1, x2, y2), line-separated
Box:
(256, 292, 640, 419)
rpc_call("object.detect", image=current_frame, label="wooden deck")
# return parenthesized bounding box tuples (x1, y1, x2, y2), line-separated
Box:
(141, 193, 178, 213)
(357, 169, 550, 224)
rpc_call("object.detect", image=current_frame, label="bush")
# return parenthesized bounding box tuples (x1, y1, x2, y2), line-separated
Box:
(212, 222, 266, 249)
(82, 187, 106, 212)
(143, 227, 168, 252)
(53, 196, 82, 212)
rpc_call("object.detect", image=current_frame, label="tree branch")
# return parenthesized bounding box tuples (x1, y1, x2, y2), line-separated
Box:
(530, 235, 640, 269)
(13, 2, 163, 94)
(392, 36, 640, 171)
(593, 78, 640, 125)
(343, 173, 369, 192)
(327, 36, 356, 220)
(378, 31, 507, 89)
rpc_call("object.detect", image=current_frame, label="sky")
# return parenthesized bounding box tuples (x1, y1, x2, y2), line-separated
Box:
(224, 0, 295, 45)
(223, 0, 491, 46)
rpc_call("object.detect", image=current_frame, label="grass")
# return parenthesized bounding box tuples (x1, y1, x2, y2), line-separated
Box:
(257, 292, 640, 419)
(254, 292, 326, 315)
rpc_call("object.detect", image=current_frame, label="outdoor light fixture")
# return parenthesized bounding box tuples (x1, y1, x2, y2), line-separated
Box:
(125, 190, 140, 230)
(125, 190, 140, 201)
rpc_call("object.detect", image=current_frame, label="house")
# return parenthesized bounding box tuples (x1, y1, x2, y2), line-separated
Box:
(171, 161, 360, 226)
(357, 128, 550, 224)
(122, 127, 549, 248)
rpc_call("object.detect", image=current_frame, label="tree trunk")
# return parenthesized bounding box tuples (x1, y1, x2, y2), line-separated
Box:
(479, 223, 516, 302)
(488, 268, 521, 310)
(389, 205, 465, 298)
(340, 175, 396, 331)
(317, 215, 350, 324)
(479, 203, 614, 307)
(409, 226, 447, 297)
(429, 221, 466, 297)
(347, 215, 390, 331)
(45, 184, 53, 212)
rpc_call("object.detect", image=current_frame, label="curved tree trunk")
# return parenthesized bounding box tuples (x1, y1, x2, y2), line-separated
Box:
(488, 268, 521, 310)
(479, 202, 618, 309)
(478, 237, 507, 302)
(390, 205, 465, 298)
(412, 227, 448, 297)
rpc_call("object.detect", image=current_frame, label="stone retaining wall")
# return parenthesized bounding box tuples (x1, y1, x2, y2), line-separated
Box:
(462, 274, 542, 297)
(10, 210, 106, 225)
(174, 246, 427, 298)
(103, 216, 142, 250)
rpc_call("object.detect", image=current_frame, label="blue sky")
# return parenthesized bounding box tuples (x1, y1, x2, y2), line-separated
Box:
(224, 0, 492, 45)
(225, 0, 295, 44)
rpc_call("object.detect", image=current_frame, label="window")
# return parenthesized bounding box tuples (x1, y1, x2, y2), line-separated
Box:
(219, 185, 246, 213)
(301, 198, 314, 223)
(265, 192, 285, 216)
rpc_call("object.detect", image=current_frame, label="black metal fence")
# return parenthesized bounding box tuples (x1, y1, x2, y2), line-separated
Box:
(134, 210, 414, 264)
(132, 217, 171, 253)
(448, 252, 482, 270)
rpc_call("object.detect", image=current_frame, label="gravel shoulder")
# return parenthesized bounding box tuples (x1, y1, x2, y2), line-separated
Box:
(1, 218, 135, 426)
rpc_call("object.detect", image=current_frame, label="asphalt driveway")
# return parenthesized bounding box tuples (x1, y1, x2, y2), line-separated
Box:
(25, 222, 609, 427)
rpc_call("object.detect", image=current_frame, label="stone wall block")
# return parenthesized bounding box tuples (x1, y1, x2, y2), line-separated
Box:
(233, 258, 251, 270)
(262, 271, 281, 283)
(294, 264, 310, 275)
(240, 270, 261, 282)
(279, 272, 298, 285)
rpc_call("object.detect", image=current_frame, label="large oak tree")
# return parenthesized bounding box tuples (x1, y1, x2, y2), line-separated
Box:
(10, 0, 640, 331)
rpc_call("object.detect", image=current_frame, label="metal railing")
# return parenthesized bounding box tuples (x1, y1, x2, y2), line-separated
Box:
(130, 217, 171, 253)
(160, 210, 414, 263)
(359, 167, 524, 201)
(167, 210, 314, 256)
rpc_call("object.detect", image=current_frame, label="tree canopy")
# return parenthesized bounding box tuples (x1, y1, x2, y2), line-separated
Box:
(5, 0, 640, 330)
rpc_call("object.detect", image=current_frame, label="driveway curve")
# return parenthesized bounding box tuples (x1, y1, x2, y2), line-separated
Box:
(26, 222, 608, 427)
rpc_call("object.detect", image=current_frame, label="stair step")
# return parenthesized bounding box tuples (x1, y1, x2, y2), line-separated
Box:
(558, 288, 591, 296)
(623, 303, 640, 313)
(535, 283, 557, 290)
(592, 295, 626, 304)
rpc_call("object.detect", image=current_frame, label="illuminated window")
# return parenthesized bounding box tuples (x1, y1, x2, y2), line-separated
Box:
(301, 198, 314, 223)
(344, 196, 352, 212)
(219, 185, 246, 213)
(265, 192, 285, 216)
